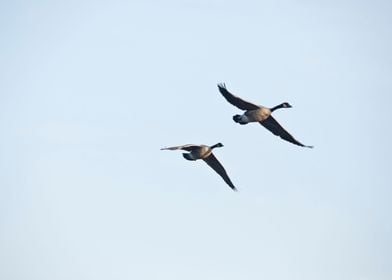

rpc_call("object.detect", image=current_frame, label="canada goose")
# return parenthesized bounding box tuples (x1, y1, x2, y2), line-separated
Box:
(161, 143, 237, 191)
(217, 83, 313, 148)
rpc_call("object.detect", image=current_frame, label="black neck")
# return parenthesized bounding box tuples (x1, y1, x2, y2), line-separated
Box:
(210, 143, 221, 149)
(270, 103, 286, 112)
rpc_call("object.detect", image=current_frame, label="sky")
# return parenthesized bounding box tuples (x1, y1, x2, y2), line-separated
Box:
(1, 0, 392, 279)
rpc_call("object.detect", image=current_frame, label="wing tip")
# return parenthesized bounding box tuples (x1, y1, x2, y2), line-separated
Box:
(303, 144, 314, 148)
(217, 82, 226, 88)
(217, 83, 227, 93)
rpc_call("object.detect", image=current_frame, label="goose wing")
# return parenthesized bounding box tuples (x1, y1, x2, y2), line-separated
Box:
(217, 83, 259, 111)
(160, 144, 200, 151)
(203, 153, 237, 191)
(260, 116, 313, 148)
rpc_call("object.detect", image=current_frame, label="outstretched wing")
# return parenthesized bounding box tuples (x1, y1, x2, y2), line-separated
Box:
(203, 153, 237, 191)
(260, 116, 313, 148)
(160, 144, 200, 151)
(217, 83, 259, 111)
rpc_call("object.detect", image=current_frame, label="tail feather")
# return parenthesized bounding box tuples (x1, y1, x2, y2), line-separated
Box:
(233, 114, 247, 125)
(233, 115, 242, 123)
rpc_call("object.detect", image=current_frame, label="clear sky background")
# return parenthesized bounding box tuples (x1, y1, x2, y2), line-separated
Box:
(1, 0, 391, 279)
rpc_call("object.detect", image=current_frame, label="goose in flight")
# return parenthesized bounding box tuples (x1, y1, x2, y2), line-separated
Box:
(161, 143, 237, 191)
(217, 83, 313, 148)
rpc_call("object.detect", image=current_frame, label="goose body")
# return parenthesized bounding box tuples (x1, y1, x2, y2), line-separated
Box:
(234, 107, 272, 124)
(161, 143, 237, 191)
(182, 144, 212, 160)
(218, 83, 313, 148)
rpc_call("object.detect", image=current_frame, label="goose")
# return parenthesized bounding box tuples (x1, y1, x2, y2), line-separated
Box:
(217, 83, 313, 148)
(161, 143, 237, 191)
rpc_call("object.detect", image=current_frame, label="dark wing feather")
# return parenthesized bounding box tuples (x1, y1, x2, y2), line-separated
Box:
(260, 116, 313, 148)
(217, 83, 259, 111)
(160, 144, 200, 151)
(203, 153, 237, 191)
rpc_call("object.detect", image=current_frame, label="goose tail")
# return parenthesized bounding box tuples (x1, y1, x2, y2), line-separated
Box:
(182, 153, 195, 161)
(233, 114, 247, 125)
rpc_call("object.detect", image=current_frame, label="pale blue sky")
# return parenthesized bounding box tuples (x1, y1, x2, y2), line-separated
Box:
(1, 0, 391, 279)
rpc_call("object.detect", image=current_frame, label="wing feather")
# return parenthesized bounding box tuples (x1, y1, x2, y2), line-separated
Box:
(260, 116, 313, 148)
(217, 83, 259, 111)
(160, 144, 200, 151)
(203, 153, 237, 191)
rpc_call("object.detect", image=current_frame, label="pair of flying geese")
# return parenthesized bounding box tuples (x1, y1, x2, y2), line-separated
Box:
(161, 83, 313, 191)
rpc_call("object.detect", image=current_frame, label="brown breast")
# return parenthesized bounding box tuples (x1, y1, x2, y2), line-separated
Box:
(245, 107, 271, 122)
(191, 146, 211, 159)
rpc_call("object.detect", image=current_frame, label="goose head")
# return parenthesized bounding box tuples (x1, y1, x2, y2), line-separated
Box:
(271, 102, 292, 112)
(211, 142, 224, 149)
